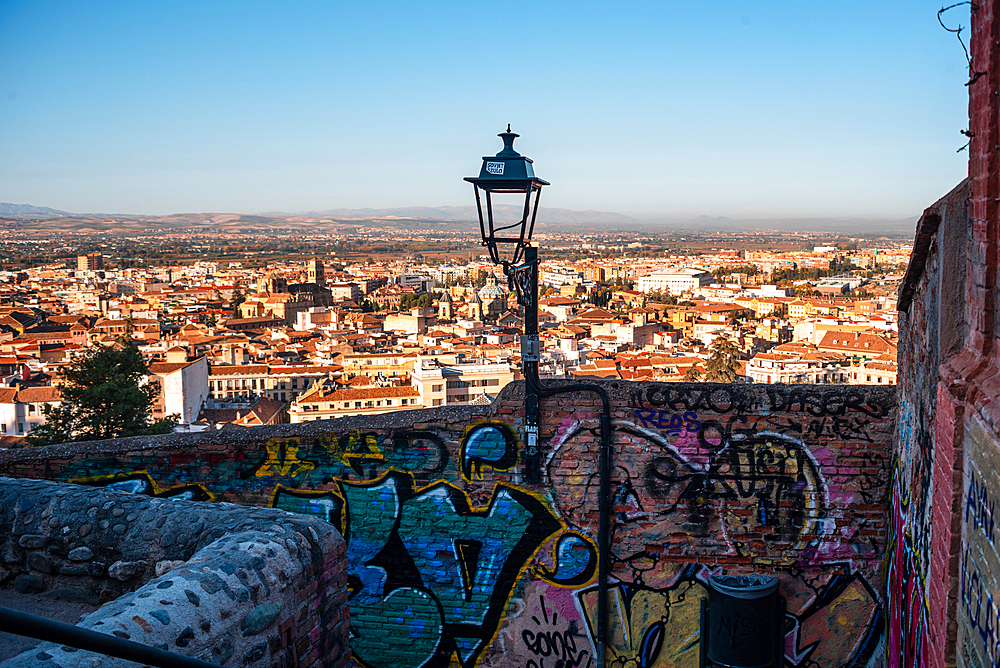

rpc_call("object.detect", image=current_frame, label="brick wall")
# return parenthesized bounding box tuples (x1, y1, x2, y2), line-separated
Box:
(0, 380, 895, 668)
(893, 2, 1000, 667)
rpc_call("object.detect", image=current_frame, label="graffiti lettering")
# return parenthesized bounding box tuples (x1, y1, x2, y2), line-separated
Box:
(460, 421, 519, 481)
(343, 471, 562, 668)
(886, 472, 928, 668)
(641, 429, 823, 549)
(966, 469, 998, 546)
(718, 612, 765, 637)
(69, 471, 214, 502)
(630, 386, 753, 414)
(519, 596, 591, 668)
(251, 438, 315, 478)
(634, 410, 701, 436)
(960, 545, 1000, 667)
(629, 384, 892, 420)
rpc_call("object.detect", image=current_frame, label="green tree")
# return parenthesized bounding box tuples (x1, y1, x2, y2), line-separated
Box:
(704, 336, 741, 383)
(229, 285, 246, 313)
(26, 340, 176, 446)
(683, 365, 703, 382)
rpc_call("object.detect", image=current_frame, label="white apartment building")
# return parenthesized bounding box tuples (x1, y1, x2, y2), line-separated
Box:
(208, 364, 343, 403)
(289, 385, 422, 422)
(637, 268, 714, 296)
(747, 348, 850, 385)
(392, 273, 434, 293)
(411, 356, 514, 407)
(148, 352, 209, 425)
(0, 386, 61, 437)
(541, 266, 583, 289)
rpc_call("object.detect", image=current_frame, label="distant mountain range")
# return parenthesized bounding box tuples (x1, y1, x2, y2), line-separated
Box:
(0, 202, 917, 236)
(0, 203, 73, 217)
(257, 205, 642, 225)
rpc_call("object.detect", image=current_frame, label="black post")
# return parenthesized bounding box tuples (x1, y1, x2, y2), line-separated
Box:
(0, 606, 223, 668)
(521, 243, 541, 482)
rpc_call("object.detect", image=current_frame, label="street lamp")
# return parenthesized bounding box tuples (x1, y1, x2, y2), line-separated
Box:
(465, 125, 549, 269)
(465, 127, 613, 668)
(466, 126, 548, 481)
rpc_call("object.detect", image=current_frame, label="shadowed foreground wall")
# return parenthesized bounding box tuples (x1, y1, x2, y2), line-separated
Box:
(0, 478, 348, 668)
(0, 381, 896, 668)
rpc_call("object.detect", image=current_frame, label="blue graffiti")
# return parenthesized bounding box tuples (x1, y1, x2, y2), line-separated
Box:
(342, 471, 560, 668)
(272, 487, 344, 524)
(536, 532, 597, 587)
(460, 422, 518, 481)
(965, 469, 997, 546)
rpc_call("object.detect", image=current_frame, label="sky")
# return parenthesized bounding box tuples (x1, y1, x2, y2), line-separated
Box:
(0, 1, 974, 220)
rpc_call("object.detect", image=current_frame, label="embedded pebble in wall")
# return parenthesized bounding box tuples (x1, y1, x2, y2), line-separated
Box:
(0, 478, 349, 668)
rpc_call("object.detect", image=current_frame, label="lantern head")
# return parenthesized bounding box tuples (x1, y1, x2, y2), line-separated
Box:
(465, 126, 549, 268)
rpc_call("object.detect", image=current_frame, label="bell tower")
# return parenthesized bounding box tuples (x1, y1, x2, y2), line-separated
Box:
(308, 258, 325, 287)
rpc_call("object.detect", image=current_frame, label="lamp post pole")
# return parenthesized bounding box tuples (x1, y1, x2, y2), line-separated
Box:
(520, 244, 541, 481)
(466, 128, 610, 667)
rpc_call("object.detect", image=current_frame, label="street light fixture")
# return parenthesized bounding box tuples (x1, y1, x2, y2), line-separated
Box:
(464, 125, 549, 269)
(465, 127, 613, 668)
(465, 126, 548, 480)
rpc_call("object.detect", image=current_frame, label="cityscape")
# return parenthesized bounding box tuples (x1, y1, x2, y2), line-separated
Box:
(1, 2, 997, 668)
(0, 216, 911, 440)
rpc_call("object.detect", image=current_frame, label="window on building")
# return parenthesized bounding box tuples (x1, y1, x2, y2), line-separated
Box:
(292, 378, 298, 389)
(433, 399, 443, 406)
(433, 384, 443, 392)
(355, 402, 361, 408)
(27, 404, 35, 414)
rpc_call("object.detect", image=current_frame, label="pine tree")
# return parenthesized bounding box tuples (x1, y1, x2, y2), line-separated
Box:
(27, 340, 176, 446)
(683, 365, 703, 382)
(704, 335, 741, 383)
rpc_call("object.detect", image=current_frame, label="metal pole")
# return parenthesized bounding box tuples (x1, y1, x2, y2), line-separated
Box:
(521, 243, 541, 482)
(516, 242, 610, 667)
(0, 606, 224, 668)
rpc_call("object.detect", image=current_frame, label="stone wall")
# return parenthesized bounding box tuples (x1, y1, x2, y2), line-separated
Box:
(0, 478, 348, 668)
(0, 380, 896, 668)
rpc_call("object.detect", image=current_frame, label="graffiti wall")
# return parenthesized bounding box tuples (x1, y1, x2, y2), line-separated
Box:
(892, 180, 971, 668)
(0, 381, 895, 668)
(957, 416, 1000, 668)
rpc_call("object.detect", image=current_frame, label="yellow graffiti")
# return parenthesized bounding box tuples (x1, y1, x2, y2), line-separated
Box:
(256, 438, 315, 478)
(580, 582, 706, 668)
(320, 430, 385, 470)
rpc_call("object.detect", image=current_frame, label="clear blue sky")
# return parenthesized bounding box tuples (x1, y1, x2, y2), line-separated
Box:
(0, 1, 972, 219)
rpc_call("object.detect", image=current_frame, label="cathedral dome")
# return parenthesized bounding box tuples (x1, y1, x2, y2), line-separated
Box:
(478, 282, 507, 301)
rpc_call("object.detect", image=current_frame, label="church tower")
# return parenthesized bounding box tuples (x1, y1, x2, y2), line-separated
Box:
(438, 291, 453, 320)
(307, 258, 326, 287)
(467, 290, 483, 321)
